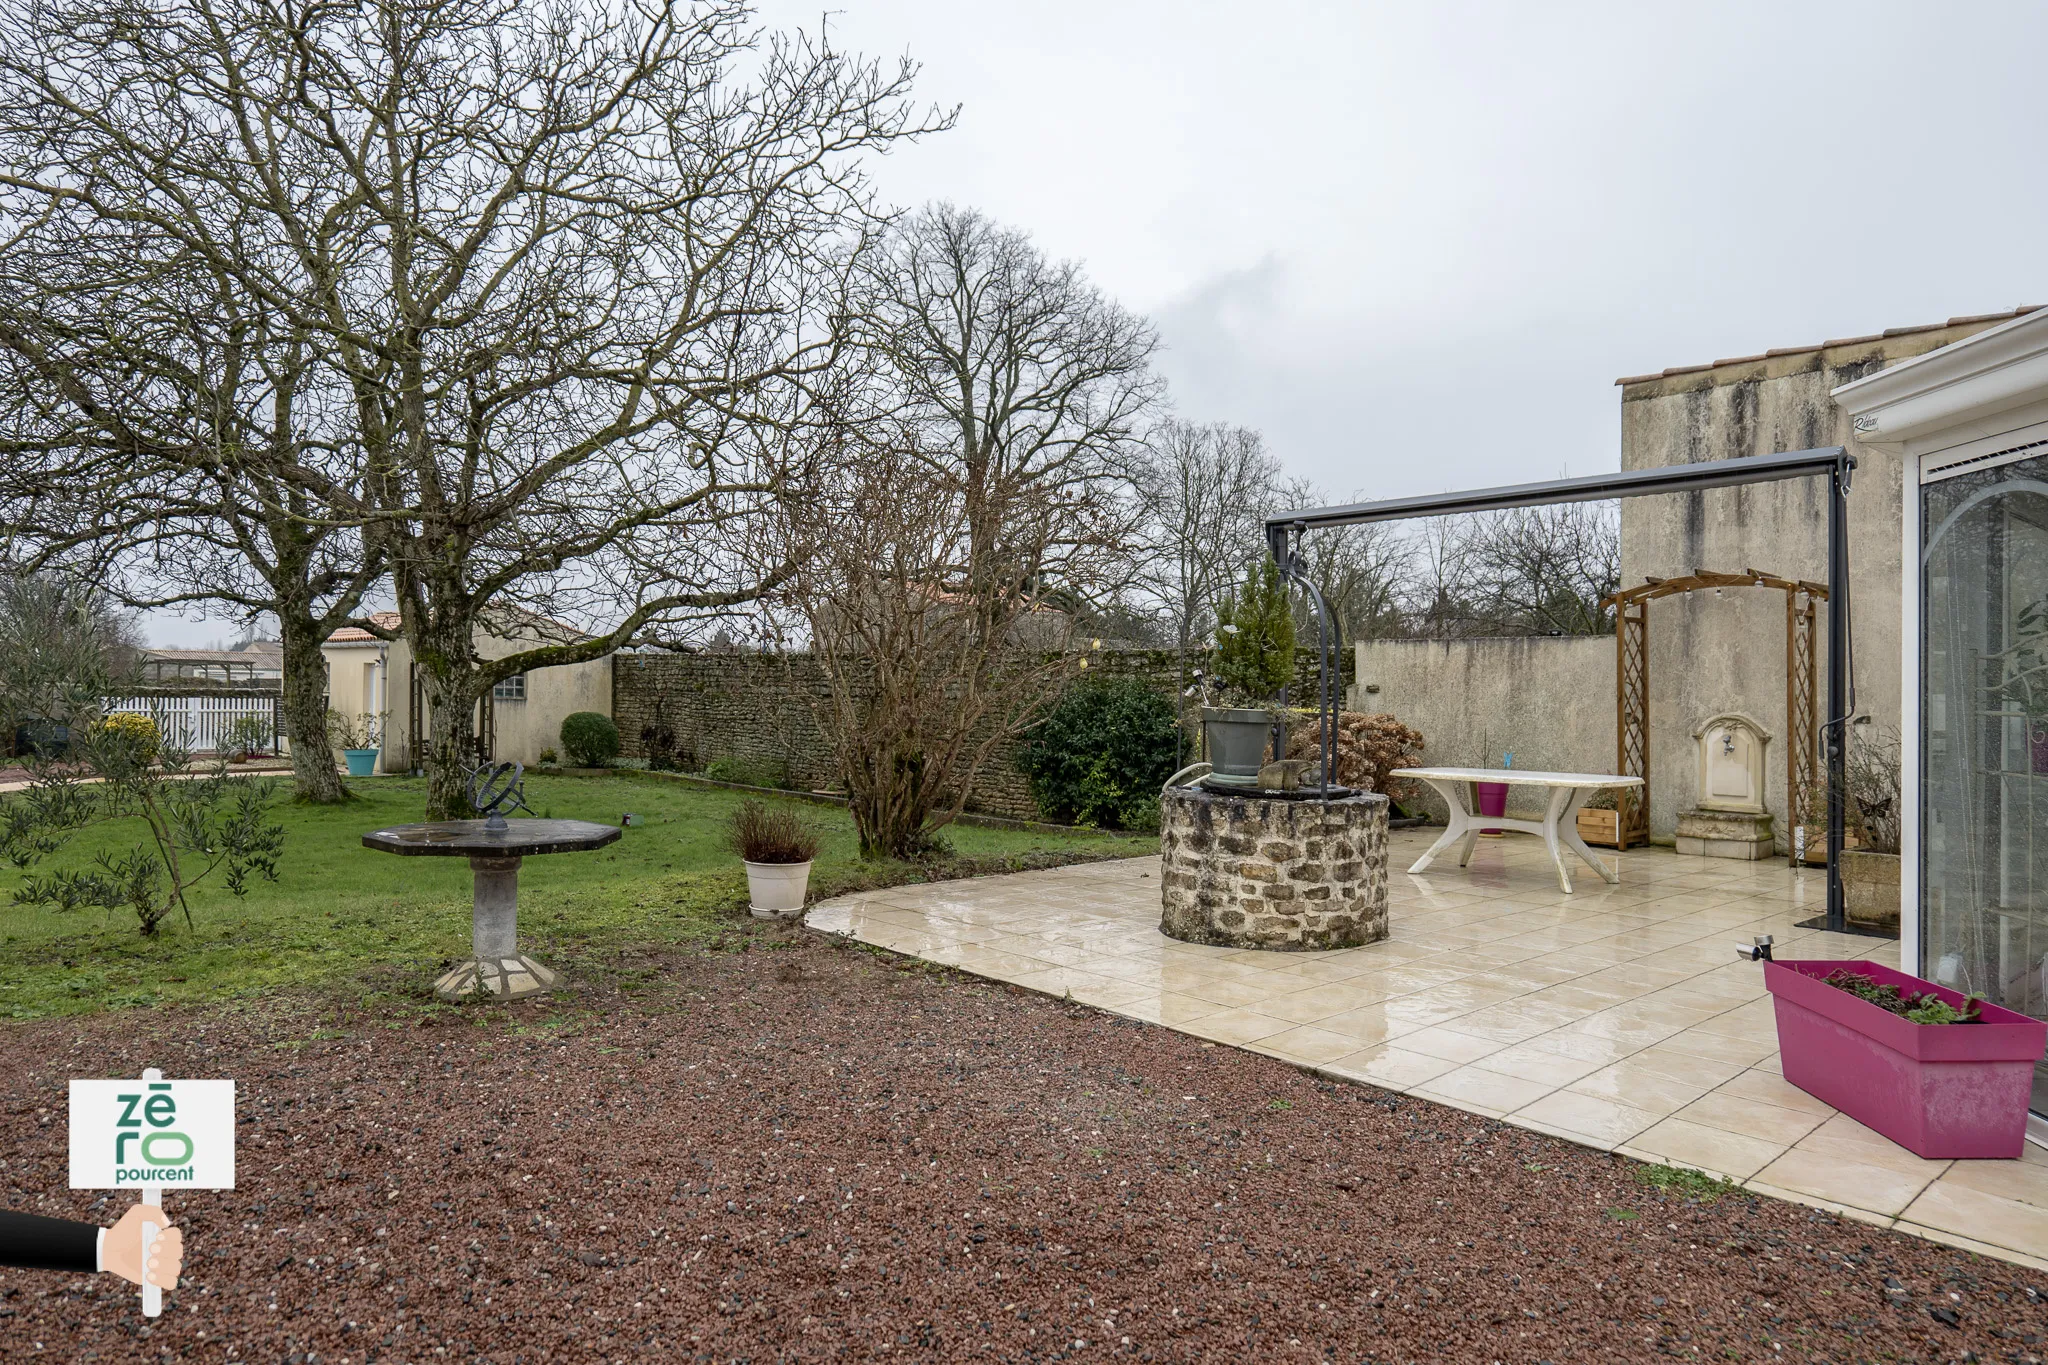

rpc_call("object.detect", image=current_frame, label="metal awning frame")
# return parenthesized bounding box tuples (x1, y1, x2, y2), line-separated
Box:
(1265, 447, 1858, 931)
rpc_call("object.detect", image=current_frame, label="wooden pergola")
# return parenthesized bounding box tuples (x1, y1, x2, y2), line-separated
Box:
(1603, 570, 1827, 851)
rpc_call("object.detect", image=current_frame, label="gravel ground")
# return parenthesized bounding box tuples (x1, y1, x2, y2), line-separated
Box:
(3, 934, 2046, 1364)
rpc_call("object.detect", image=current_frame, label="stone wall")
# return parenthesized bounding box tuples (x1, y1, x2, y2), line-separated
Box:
(611, 647, 1355, 823)
(1159, 788, 1389, 950)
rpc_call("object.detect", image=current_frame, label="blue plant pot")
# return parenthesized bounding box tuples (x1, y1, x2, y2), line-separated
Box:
(343, 748, 380, 777)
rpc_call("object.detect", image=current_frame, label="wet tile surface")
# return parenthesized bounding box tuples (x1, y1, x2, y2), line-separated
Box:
(807, 831, 2048, 1269)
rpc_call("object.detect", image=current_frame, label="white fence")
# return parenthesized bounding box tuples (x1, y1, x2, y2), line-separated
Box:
(108, 692, 283, 756)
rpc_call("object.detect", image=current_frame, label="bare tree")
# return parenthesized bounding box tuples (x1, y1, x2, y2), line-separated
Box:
(0, 0, 947, 817)
(796, 206, 1160, 857)
(1139, 420, 1278, 656)
(1269, 477, 1411, 643)
(1400, 517, 1481, 638)
(1461, 502, 1620, 635)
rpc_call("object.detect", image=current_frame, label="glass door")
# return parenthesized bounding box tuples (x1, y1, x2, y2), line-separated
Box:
(1923, 450, 2048, 1114)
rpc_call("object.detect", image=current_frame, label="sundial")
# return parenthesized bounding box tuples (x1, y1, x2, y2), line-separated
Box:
(362, 762, 620, 1000)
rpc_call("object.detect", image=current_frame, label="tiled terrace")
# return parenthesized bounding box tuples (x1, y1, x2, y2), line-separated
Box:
(807, 829, 2048, 1271)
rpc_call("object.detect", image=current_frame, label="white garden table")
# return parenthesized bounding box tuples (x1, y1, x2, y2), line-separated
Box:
(1391, 768, 1645, 894)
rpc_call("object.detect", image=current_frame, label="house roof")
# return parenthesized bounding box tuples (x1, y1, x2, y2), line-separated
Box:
(1615, 305, 2045, 387)
(138, 642, 283, 665)
(325, 611, 403, 644)
(324, 607, 592, 646)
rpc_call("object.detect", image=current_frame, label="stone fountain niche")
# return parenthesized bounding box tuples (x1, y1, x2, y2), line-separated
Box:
(1674, 713, 1775, 860)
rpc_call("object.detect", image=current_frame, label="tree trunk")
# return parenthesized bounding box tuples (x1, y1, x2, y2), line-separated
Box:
(849, 744, 934, 860)
(412, 617, 479, 821)
(278, 614, 350, 803)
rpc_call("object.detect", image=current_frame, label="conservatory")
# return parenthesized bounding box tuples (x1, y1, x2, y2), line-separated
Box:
(1835, 307, 2048, 1125)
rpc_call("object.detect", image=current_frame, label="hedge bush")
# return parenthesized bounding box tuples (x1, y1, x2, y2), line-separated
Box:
(559, 711, 620, 768)
(1016, 677, 1180, 831)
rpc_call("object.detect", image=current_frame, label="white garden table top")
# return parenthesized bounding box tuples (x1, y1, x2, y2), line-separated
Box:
(1391, 767, 1643, 893)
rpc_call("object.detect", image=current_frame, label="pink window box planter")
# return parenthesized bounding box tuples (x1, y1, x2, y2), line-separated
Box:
(1765, 958, 2047, 1159)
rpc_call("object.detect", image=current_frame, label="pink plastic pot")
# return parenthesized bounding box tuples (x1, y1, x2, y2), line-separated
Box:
(1765, 959, 2047, 1159)
(1475, 781, 1509, 836)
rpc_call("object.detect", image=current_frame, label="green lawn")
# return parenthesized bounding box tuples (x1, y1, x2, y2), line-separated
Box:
(0, 772, 1150, 1019)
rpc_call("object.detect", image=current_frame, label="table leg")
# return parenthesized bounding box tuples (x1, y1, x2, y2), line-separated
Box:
(1556, 786, 1621, 885)
(435, 855, 562, 1000)
(1408, 778, 1477, 875)
(1539, 786, 1578, 893)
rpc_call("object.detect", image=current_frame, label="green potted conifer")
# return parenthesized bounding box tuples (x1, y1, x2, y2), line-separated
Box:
(1201, 560, 1295, 785)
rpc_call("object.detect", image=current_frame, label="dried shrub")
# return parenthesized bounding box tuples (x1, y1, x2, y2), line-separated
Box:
(1285, 711, 1425, 799)
(723, 800, 820, 865)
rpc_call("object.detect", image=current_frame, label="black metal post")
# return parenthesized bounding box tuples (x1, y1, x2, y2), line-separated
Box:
(1825, 458, 1851, 932)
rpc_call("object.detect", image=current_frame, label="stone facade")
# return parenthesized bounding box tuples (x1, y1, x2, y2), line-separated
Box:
(1159, 787, 1389, 950)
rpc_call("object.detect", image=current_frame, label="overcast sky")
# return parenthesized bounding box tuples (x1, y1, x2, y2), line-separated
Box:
(765, 0, 2048, 502)
(151, 1, 2048, 645)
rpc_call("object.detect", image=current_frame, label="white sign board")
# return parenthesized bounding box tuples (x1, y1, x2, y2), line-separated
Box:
(69, 1077, 236, 1190)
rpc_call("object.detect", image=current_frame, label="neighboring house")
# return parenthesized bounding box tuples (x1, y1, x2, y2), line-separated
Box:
(135, 640, 283, 686)
(1353, 305, 2041, 847)
(321, 611, 612, 773)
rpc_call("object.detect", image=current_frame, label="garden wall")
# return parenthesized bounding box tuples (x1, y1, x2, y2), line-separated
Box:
(611, 647, 1354, 823)
(1350, 636, 1614, 825)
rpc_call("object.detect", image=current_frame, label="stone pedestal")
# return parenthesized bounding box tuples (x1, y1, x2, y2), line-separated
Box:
(1159, 787, 1388, 950)
(432, 855, 562, 1000)
(1674, 808, 1776, 860)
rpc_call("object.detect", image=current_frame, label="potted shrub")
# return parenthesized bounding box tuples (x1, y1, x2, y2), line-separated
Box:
(724, 800, 820, 920)
(1765, 959, 2046, 1158)
(1843, 728, 1902, 932)
(559, 711, 620, 772)
(328, 709, 384, 777)
(1199, 560, 1295, 784)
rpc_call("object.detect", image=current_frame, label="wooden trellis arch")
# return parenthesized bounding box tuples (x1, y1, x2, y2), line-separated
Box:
(1603, 569, 1828, 851)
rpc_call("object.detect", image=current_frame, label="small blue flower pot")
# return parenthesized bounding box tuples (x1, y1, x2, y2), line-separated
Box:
(343, 748, 380, 777)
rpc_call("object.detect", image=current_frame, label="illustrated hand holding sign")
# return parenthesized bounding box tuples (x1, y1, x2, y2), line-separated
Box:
(69, 1068, 234, 1316)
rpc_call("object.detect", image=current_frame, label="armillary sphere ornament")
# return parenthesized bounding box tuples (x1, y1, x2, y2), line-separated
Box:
(466, 761, 531, 831)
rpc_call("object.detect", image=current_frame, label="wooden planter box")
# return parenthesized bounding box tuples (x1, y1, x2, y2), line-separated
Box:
(1842, 850, 1902, 932)
(1576, 808, 1622, 848)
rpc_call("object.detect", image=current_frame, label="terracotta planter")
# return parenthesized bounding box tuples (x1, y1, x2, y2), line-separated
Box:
(745, 859, 813, 919)
(1576, 808, 1622, 848)
(1841, 850, 1901, 932)
(1765, 959, 2047, 1159)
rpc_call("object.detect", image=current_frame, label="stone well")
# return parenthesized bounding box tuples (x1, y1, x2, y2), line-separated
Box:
(1159, 786, 1389, 950)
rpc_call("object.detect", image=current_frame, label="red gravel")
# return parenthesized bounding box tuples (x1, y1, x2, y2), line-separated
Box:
(3, 934, 2046, 1363)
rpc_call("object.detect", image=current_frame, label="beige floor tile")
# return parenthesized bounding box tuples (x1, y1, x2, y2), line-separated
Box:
(1621, 1043, 1752, 1089)
(1794, 1113, 1956, 1180)
(1939, 1153, 2048, 1209)
(1706, 1067, 1832, 1117)
(1891, 1219, 2048, 1274)
(1246, 983, 1382, 1025)
(1258, 1024, 1381, 1066)
(1567, 1062, 1712, 1116)
(1669, 1092, 1827, 1147)
(1471, 1044, 1608, 1088)
(1901, 1178, 2048, 1257)
(1623, 1118, 1786, 1181)
(1113, 992, 1226, 1027)
(1311, 1003, 1424, 1048)
(1750, 1148, 1940, 1217)
(1172, 976, 1291, 1010)
(1514, 1090, 1661, 1147)
(1183, 1007, 1297, 1045)
(1323, 1045, 1461, 1092)
(1411, 1065, 1556, 1116)
(1652, 1028, 1779, 1068)
(1519, 1030, 1644, 1066)
(1389, 1026, 1507, 1064)
(1741, 1181, 1898, 1231)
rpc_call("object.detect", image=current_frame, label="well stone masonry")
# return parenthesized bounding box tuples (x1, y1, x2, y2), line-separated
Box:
(1159, 787, 1389, 950)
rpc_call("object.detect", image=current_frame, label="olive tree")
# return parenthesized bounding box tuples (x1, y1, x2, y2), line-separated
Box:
(0, 0, 945, 817)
